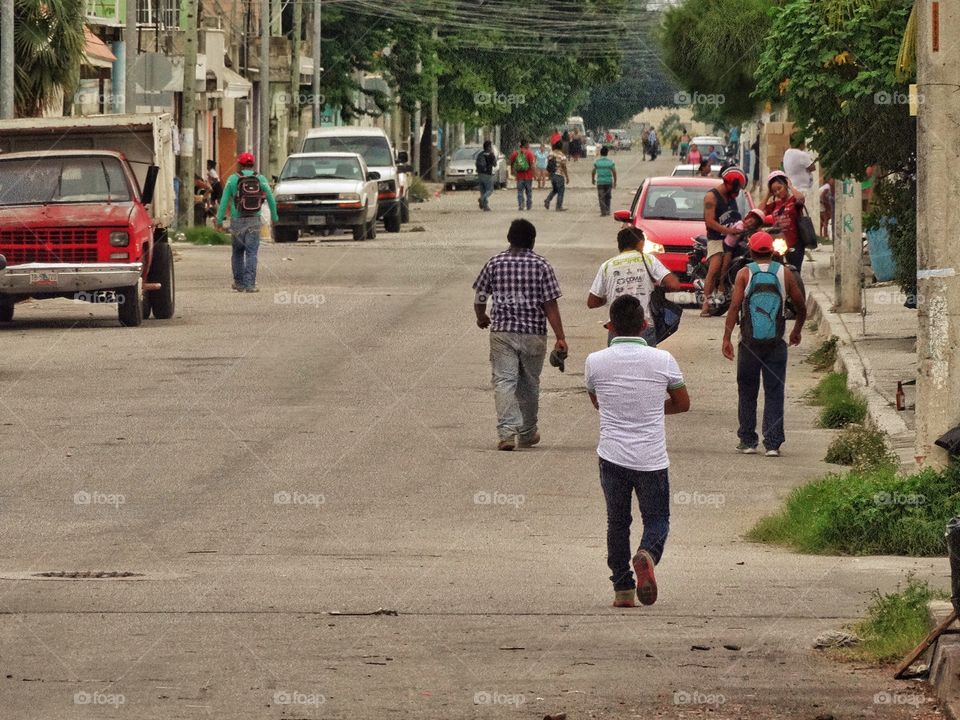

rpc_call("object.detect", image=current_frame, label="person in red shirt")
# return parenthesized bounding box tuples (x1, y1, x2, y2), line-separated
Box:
(763, 170, 806, 271)
(509, 140, 537, 211)
(550, 128, 562, 147)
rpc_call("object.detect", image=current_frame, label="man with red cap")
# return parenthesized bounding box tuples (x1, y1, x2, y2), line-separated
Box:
(216, 152, 278, 293)
(722, 231, 806, 457)
(701, 165, 746, 316)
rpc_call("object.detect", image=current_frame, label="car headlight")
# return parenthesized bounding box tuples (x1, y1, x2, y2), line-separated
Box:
(109, 231, 129, 247)
(643, 240, 665, 254)
(773, 238, 789, 255)
(338, 193, 361, 202)
(275, 193, 295, 202)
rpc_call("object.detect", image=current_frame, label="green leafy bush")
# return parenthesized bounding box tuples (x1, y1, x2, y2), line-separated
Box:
(820, 395, 868, 429)
(748, 464, 960, 556)
(807, 371, 850, 406)
(806, 336, 839, 371)
(408, 175, 431, 203)
(825, 424, 897, 470)
(847, 575, 948, 663)
(181, 226, 230, 245)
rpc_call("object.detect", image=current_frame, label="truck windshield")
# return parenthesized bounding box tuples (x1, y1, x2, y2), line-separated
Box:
(301, 136, 393, 167)
(0, 156, 131, 206)
(281, 156, 363, 181)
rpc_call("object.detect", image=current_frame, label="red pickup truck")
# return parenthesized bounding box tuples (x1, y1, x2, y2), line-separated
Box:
(0, 114, 176, 326)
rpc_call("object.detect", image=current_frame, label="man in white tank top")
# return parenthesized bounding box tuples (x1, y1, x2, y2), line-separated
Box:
(721, 232, 807, 457)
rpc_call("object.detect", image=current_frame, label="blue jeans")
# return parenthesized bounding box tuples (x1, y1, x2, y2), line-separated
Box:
(597, 183, 612, 215)
(545, 175, 565, 209)
(230, 215, 261, 288)
(737, 340, 788, 450)
(599, 458, 670, 591)
(478, 173, 494, 209)
(489, 331, 546, 441)
(516, 179, 532, 210)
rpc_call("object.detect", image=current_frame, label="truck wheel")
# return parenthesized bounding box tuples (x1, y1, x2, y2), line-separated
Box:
(352, 223, 367, 241)
(384, 206, 402, 233)
(0, 301, 14, 322)
(147, 241, 175, 319)
(401, 198, 410, 223)
(117, 281, 143, 327)
(274, 227, 298, 243)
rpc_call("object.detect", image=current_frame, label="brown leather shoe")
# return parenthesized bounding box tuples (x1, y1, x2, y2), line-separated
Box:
(517, 432, 540, 448)
(497, 437, 516, 451)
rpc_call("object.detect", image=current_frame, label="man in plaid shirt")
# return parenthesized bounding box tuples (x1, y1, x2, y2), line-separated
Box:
(473, 219, 568, 450)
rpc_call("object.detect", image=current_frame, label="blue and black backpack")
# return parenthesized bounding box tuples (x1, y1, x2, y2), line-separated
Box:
(741, 262, 785, 347)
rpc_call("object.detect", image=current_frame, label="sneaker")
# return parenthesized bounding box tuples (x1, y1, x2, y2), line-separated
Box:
(231, 283, 242, 291)
(482, 206, 491, 212)
(497, 436, 516, 451)
(543, 200, 550, 210)
(244, 286, 260, 293)
(737, 443, 758, 455)
(765, 448, 781, 457)
(478, 198, 482, 209)
(526, 203, 532, 211)
(632, 549, 658, 606)
(613, 589, 637, 608)
(556, 207, 567, 212)
(517, 432, 540, 448)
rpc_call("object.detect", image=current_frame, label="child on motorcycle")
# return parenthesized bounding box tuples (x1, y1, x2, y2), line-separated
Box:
(719, 208, 766, 296)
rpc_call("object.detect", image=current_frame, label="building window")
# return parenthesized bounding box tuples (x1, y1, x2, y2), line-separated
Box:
(137, 0, 180, 28)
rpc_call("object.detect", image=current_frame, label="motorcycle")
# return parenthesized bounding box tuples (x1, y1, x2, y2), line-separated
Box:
(686, 234, 805, 318)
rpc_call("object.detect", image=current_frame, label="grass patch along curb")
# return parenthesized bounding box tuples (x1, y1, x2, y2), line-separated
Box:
(825, 424, 897, 470)
(178, 226, 231, 245)
(747, 464, 960, 556)
(807, 371, 868, 428)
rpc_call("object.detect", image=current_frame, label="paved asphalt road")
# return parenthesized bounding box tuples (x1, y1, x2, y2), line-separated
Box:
(0, 150, 945, 719)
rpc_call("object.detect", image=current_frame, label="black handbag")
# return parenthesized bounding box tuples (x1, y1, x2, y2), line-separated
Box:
(641, 253, 683, 343)
(797, 203, 818, 249)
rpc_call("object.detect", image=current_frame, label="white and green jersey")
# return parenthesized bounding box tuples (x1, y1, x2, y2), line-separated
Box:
(590, 250, 671, 320)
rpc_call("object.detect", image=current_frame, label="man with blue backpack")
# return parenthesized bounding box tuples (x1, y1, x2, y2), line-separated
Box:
(722, 231, 806, 457)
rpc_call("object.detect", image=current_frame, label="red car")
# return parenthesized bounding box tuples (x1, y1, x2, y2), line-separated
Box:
(613, 176, 755, 290)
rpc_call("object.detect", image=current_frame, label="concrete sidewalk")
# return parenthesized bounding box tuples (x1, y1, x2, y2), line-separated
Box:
(804, 244, 918, 465)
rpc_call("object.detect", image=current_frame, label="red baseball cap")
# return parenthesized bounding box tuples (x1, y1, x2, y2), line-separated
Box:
(238, 152, 255, 166)
(748, 231, 774, 253)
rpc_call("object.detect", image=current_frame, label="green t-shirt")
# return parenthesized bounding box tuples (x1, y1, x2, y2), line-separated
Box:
(594, 157, 615, 185)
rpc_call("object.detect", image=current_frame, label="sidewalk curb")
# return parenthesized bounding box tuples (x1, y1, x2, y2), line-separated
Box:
(805, 289, 913, 445)
(928, 601, 960, 719)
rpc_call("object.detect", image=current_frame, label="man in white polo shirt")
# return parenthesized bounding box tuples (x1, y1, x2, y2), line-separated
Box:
(585, 295, 690, 608)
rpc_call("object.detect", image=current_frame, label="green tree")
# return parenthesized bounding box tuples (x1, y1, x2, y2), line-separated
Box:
(659, 0, 775, 124)
(13, 0, 85, 116)
(752, 0, 915, 179)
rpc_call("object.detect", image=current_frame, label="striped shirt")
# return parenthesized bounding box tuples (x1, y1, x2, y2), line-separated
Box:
(473, 249, 562, 335)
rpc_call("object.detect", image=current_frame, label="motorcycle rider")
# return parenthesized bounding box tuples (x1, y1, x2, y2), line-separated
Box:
(701, 166, 746, 316)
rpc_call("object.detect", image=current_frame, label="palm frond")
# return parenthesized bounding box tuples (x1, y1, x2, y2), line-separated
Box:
(896, 0, 917, 82)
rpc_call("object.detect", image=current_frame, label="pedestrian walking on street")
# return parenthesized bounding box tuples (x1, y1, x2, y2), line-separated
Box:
(592, 146, 617, 216)
(687, 143, 701, 167)
(679, 129, 690, 161)
(640, 127, 650, 160)
(543, 142, 569, 212)
(509, 141, 536, 211)
(475, 140, 497, 212)
(215, 152, 278, 293)
(534, 142, 550, 189)
(587, 227, 682, 347)
(722, 231, 806, 457)
(586, 295, 690, 607)
(473, 219, 567, 451)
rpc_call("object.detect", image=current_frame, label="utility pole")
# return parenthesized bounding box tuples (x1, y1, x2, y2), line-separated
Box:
(834, 177, 862, 313)
(915, 0, 960, 467)
(177, 0, 199, 227)
(289, 0, 302, 155)
(428, 27, 438, 181)
(0, 0, 14, 119)
(311, 0, 321, 126)
(124, 0, 136, 113)
(259, 0, 270, 174)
